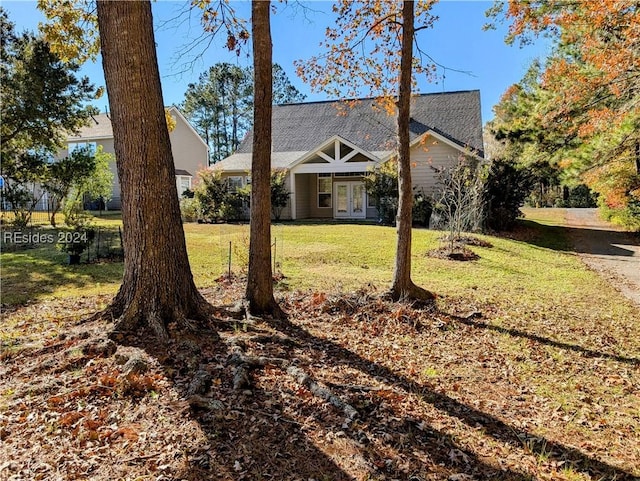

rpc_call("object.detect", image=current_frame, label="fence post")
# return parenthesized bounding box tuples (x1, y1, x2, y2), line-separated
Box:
(228, 241, 232, 279)
(96, 227, 101, 260)
(273, 237, 277, 273)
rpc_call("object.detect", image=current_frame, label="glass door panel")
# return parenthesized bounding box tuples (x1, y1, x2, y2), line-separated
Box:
(336, 184, 348, 215)
(352, 184, 364, 215)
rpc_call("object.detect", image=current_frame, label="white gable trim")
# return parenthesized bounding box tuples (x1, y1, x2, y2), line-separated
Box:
(380, 130, 483, 162)
(289, 135, 381, 169)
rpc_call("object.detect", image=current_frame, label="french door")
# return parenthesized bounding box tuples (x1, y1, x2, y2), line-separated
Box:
(334, 181, 366, 219)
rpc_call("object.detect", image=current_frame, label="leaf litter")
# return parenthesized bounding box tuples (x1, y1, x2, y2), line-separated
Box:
(1, 283, 638, 481)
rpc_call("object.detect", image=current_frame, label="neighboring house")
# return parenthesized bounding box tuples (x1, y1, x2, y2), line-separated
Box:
(215, 90, 484, 220)
(65, 106, 208, 210)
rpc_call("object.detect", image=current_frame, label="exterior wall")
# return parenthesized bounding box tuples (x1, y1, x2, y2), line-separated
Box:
(294, 173, 311, 219)
(169, 112, 209, 179)
(276, 172, 293, 220)
(62, 110, 208, 211)
(410, 136, 464, 197)
(366, 200, 378, 219)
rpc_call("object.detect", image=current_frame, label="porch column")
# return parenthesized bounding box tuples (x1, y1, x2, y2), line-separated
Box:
(290, 172, 297, 220)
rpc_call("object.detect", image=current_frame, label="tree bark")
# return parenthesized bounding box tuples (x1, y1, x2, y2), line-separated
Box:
(96, 0, 214, 340)
(245, 0, 284, 318)
(389, 0, 434, 302)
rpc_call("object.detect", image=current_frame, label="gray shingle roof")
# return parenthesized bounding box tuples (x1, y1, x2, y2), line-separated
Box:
(234, 90, 483, 157)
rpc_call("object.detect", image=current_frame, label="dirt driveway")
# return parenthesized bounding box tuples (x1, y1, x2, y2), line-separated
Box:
(564, 208, 640, 307)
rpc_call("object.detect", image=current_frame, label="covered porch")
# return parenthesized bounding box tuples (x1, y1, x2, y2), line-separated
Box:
(288, 136, 383, 220)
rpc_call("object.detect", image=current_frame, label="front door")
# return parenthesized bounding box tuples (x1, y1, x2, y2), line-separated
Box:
(334, 181, 366, 219)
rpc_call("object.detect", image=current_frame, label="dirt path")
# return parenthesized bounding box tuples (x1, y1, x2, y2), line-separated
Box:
(564, 208, 640, 307)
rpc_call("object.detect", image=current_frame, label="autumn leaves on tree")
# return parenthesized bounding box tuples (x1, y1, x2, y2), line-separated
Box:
(489, 1, 640, 228)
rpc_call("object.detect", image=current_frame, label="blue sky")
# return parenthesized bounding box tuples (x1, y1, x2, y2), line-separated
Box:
(3, 0, 551, 123)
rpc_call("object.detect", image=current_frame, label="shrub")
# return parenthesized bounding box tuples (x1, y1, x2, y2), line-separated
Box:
(435, 156, 484, 242)
(220, 188, 250, 222)
(554, 184, 598, 208)
(599, 198, 640, 231)
(412, 189, 433, 227)
(180, 197, 200, 222)
(482, 160, 532, 231)
(271, 169, 290, 221)
(364, 160, 398, 225)
(0, 185, 36, 227)
(194, 169, 227, 223)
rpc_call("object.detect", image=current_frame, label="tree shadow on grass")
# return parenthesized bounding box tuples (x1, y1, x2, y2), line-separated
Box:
(1, 247, 123, 306)
(451, 314, 640, 366)
(1, 225, 125, 306)
(515, 220, 639, 256)
(267, 318, 638, 481)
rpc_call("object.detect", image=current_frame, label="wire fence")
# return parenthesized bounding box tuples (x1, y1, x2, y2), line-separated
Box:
(1, 224, 124, 261)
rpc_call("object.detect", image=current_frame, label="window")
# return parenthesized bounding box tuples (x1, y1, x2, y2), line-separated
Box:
(68, 142, 97, 155)
(227, 176, 244, 193)
(178, 176, 192, 196)
(333, 171, 366, 177)
(367, 194, 376, 209)
(318, 173, 332, 208)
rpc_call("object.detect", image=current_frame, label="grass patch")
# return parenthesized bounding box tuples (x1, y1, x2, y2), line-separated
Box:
(1, 210, 636, 317)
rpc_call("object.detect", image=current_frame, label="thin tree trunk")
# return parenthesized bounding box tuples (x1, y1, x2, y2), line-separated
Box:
(245, 0, 284, 318)
(389, 0, 434, 302)
(96, 0, 214, 340)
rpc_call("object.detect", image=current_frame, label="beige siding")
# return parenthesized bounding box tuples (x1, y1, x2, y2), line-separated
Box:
(410, 136, 464, 197)
(169, 113, 209, 178)
(96, 139, 119, 200)
(295, 173, 311, 219)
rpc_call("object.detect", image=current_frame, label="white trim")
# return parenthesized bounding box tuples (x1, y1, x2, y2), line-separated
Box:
(289, 135, 381, 169)
(67, 135, 112, 142)
(341, 149, 360, 162)
(316, 151, 334, 163)
(290, 173, 297, 220)
(293, 161, 379, 175)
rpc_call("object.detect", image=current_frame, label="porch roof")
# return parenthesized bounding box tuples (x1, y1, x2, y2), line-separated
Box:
(212, 151, 306, 172)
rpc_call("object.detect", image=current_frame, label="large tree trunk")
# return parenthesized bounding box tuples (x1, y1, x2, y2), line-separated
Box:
(245, 0, 284, 318)
(389, 0, 434, 302)
(96, 0, 213, 340)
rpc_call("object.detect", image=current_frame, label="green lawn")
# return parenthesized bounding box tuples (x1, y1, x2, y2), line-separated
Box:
(1, 209, 636, 331)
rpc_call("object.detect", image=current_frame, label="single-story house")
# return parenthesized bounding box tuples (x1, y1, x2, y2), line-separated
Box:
(64, 105, 208, 210)
(214, 90, 484, 220)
